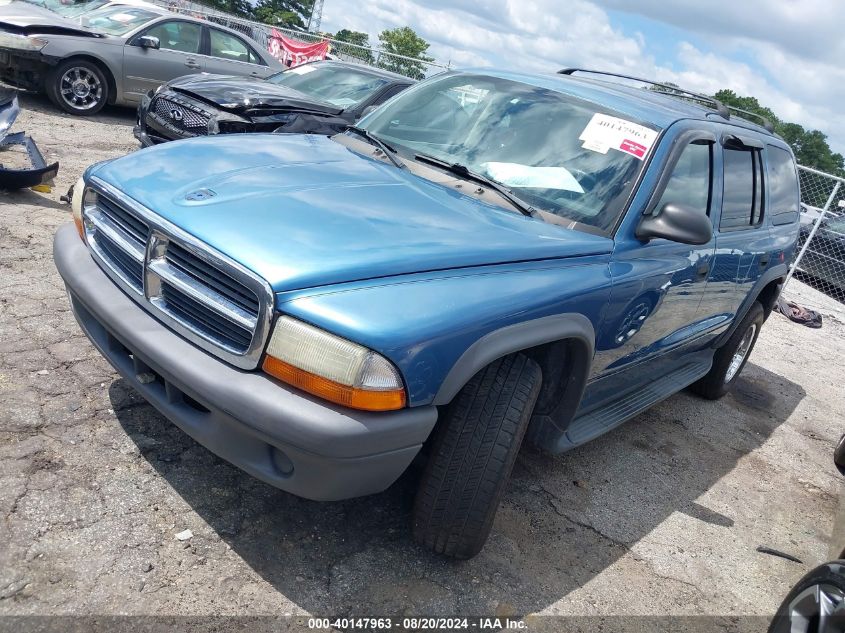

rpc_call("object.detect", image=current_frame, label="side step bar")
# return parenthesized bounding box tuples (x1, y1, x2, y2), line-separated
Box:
(538, 358, 712, 453)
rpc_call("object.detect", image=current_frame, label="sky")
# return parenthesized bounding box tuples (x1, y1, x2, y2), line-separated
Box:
(320, 0, 845, 155)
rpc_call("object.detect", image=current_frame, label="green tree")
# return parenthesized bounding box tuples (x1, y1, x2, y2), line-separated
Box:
(333, 28, 373, 63)
(202, 0, 252, 18)
(377, 26, 433, 80)
(252, 0, 313, 29)
(713, 89, 844, 177)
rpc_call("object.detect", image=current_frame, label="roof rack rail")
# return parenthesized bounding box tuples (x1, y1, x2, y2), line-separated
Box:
(723, 105, 775, 133)
(558, 68, 735, 120)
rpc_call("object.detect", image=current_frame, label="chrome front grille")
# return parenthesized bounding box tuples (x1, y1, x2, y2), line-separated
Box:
(151, 95, 210, 134)
(85, 192, 148, 292)
(81, 179, 273, 369)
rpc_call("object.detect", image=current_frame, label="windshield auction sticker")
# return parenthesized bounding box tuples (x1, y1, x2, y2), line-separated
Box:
(579, 113, 658, 160)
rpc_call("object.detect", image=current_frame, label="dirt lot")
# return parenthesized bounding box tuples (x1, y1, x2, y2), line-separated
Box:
(1, 92, 844, 624)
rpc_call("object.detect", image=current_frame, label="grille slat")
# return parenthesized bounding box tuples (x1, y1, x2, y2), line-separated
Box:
(97, 196, 148, 245)
(97, 232, 144, 291)
(166, 243, 260, 314)
(161, 282, 253, 351)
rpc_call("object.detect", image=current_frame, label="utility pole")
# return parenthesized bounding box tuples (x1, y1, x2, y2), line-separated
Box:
(307, 0, 324, 32)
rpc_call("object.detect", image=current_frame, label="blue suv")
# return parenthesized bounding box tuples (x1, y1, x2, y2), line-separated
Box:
(54, 68, 800, 559)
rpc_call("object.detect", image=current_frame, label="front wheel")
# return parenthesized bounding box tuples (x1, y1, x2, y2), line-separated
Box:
(47, 59, 109, 115)
(412, 353, 542, 559)
(691, 301, 764, 400)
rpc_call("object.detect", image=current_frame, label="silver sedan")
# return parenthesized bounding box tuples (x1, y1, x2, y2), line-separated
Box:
(0, 4, 283, 114)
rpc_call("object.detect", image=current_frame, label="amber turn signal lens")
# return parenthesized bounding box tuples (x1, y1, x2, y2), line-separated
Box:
(263, 355, 406, 412)
(73, 215, 85, 240)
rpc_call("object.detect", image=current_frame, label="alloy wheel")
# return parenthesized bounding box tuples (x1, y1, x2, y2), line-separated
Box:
(59, 67, 103, 111)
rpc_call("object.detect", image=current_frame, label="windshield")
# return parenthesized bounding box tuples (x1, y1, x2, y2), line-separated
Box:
(268, 62, 391, 109)
(360, 73, 660, 232)
(79, 6, 158, 35)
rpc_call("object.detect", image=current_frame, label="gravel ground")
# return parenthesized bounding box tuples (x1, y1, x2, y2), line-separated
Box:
(1, 92, 843, 623)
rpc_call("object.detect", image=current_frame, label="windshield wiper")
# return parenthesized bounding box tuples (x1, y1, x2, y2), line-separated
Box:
(346, 125, 405, 169)
(413, 153, 538, 218)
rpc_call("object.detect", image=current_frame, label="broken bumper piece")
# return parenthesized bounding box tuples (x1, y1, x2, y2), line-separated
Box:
(0, 131, 59, 190)
(0, 89, 59, 190)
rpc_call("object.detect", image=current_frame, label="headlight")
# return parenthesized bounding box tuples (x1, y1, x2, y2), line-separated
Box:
(262, 316, 406, 411)
(70, 176, 97, 241)
(0, 33, 48, 51)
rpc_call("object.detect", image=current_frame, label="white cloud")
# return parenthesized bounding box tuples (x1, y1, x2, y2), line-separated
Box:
(321, 0, 844, 155)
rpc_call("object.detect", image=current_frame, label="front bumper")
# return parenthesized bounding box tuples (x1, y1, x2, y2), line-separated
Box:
(0, 48, 48, 91)
(53, 224, 438, 500)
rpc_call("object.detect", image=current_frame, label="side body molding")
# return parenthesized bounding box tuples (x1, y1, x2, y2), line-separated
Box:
(433, 313, 596, 406)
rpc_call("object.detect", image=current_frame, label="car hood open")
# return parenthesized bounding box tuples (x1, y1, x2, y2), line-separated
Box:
(169, 74, 343, 117)
(89, 134, 612, 292)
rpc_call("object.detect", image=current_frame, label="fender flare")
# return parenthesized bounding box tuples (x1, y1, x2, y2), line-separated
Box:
(432, 313, 596, 406)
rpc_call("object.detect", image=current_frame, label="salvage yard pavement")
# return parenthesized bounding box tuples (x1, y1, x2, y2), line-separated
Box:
(0, 92, 843, 620)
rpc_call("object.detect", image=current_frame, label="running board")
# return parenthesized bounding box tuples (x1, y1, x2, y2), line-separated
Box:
(544, 358, 712, 453)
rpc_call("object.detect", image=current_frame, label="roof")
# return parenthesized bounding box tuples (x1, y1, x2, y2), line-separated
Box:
(457, 68, 777, 137)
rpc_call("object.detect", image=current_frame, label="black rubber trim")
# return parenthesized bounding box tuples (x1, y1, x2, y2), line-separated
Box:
(433, 313, 595, 405)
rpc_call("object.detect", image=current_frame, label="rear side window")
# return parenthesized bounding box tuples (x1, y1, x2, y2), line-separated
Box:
(720, 146, 765, 231)
(653, 141, 712, 216)
(766, 145, 800, 225)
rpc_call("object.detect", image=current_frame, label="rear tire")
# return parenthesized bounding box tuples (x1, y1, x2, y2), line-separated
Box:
(47, 59, 109, 116)
(691, 301, 764, 400)
(412, 353, 542, 559)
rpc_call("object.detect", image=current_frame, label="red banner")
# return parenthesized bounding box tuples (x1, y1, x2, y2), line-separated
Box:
(268, 29, 330, 67)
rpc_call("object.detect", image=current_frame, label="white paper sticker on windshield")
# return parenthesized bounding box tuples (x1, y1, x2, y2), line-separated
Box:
(287, 64, 317, 75)
(482, 162, 584, 193)
(579, 113, 657, 160)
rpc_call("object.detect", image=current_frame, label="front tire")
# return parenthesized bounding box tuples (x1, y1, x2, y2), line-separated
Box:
(47, 59, 109, 115)
(413, 353, 542, 559)
(691, 301, 764, 400)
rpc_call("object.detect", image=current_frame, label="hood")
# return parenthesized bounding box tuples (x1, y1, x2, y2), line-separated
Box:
(169, 74, 343, 116)
(0, 10, 95, 35)
(90, 134, 613, 292)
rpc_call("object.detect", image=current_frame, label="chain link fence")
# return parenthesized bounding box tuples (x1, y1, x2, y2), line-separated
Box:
(151, 0, 450, 79)
(781, 165, 845, 318)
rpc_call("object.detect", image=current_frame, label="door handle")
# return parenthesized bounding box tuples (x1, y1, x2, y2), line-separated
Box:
(696, 263, 710, 277)
(759, 255, 770, 268)
(184, 59, 200, 69)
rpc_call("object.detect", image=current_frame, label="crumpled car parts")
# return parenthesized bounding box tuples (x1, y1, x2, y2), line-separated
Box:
(0, 89, 59, 190)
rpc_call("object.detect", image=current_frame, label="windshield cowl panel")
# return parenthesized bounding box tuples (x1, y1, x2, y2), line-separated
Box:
(359, 72, 661, 234)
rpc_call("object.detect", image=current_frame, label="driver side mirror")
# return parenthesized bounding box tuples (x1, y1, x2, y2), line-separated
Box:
(137, 35, 160, 50)
(636, 203, 713, 245)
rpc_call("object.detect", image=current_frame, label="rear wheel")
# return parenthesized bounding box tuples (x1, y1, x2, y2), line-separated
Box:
(47, 59, 109, 115)
(412, 353, 542, 559)
(691, 301, 764, 400)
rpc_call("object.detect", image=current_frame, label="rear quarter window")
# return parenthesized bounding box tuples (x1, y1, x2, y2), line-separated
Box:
(766, 145, 800, 225)
(720, 145, 765, 231)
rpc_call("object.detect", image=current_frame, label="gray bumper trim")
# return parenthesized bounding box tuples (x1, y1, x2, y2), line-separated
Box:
(54, 224, 438, 500)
